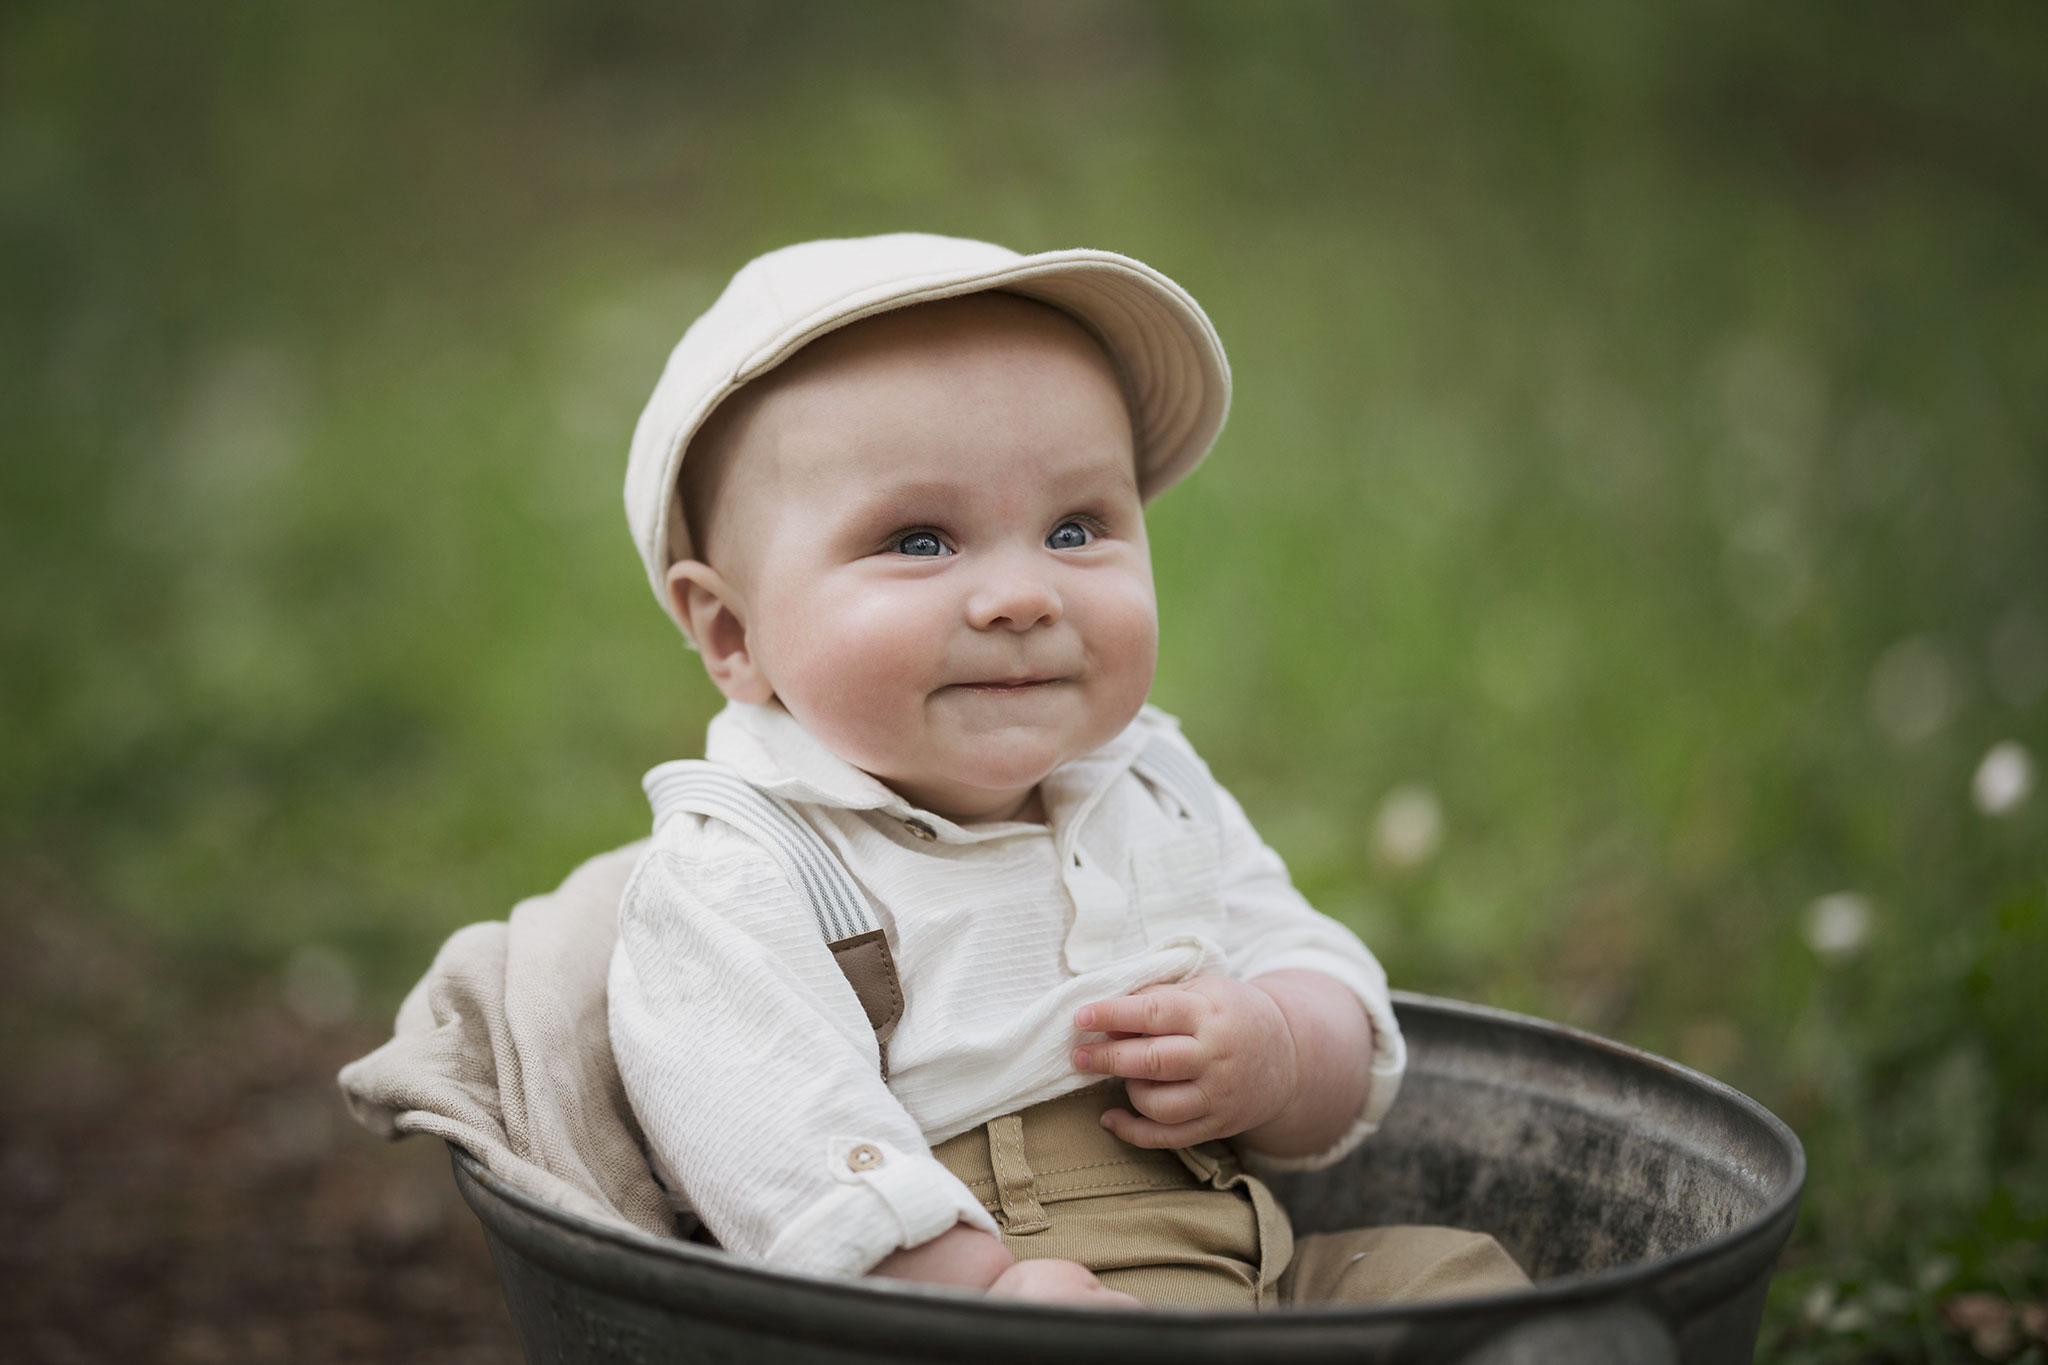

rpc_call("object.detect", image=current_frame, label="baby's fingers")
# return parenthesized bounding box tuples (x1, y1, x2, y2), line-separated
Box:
(1099, 1103, 1222, 1150)
(1071, 1034, 1203, 1082)
(1075, 989, 1204, 1039)
(989, 1257, 1143, 1309)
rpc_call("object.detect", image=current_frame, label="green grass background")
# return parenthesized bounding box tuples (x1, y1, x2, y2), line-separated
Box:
(4, 3, 2044, 1358)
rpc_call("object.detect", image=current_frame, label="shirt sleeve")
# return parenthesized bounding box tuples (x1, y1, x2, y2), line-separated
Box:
(1190, 749, 1407, 1171)
(608, 821, 997, 1276)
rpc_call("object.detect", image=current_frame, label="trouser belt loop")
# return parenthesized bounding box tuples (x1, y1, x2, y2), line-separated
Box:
(1242, 1165, 1295, 1304)
(1172, 1141, 1295, 1306)
(986, 1112, 1052, 1235)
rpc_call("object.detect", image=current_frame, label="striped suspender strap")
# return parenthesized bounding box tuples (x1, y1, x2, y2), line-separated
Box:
(1130, 733, 1221, 834)
(642, 761, 906, 1079)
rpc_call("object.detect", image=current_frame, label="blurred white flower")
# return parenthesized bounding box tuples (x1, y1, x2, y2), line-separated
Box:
(1803, 892, 1873, 962)
(1372, 785, 1444, 870)
(1972, 741, 2035, 816)
(283, 944, 358, 1029)
(1826, 1302, 1874, 1334)
(1867, 637, 1958, 745)
(1915, 1255, 1958, 1293)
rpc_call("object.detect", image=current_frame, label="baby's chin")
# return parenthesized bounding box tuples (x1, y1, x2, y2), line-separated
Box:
(861, 733, 1090, 820)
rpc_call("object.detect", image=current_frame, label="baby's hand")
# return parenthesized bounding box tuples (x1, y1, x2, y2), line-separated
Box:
(1071, 976, 1298, 1148)
(987, 1257, 1142, 1309)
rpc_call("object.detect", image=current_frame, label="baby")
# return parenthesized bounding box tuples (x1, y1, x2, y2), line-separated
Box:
(609, 233, 1526, 1310)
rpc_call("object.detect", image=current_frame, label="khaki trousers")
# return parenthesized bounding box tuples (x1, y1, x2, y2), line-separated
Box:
(931, 1084, 1530, 1311)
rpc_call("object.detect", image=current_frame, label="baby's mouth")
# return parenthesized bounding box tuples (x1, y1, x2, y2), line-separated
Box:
(950, 677, 1063, 693)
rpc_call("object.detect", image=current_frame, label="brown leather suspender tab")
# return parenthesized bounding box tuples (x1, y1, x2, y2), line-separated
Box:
(828, 929, 905, 1080)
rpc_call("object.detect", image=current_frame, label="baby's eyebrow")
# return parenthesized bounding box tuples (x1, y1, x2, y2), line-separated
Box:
(830, 455, 1139, 533)
(837, 480, 966, 528)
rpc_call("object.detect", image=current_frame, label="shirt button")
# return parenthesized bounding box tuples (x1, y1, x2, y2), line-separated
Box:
(903, 818, 937, 842)
(847, 1143, 884, 1172)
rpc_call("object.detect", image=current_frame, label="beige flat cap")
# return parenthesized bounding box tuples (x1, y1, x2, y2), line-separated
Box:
(623, 232, 1231, 625)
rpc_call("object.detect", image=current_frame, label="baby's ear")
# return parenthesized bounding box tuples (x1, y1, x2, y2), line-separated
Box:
(667, 561, 773, 704)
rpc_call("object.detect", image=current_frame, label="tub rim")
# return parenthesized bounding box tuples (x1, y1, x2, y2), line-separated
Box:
(451, 989, 1806, 1333)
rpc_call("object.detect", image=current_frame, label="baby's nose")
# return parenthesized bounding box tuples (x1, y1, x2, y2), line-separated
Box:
(966, 558, 1062, 632)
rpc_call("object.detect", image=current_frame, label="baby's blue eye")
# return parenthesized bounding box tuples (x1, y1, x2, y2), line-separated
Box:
(895, 531, 949, 557)
(1046, 521, 1092, 550)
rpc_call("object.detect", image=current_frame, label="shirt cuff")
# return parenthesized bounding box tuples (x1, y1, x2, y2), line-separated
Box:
(762, 1136, 1001, 1278)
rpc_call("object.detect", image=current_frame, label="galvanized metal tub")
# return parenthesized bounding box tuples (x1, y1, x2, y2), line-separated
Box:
(451, 992, 1804, 1364)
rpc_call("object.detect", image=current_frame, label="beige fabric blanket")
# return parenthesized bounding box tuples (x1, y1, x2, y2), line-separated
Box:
(336, 841, 677, 1239)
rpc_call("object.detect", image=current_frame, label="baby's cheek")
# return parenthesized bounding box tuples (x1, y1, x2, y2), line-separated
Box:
(767, 599, 933, 762)
(1087, 580, 1159, 707)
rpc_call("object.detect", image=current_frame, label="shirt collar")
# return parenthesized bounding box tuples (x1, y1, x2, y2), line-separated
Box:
(702, 701, 1153, 843)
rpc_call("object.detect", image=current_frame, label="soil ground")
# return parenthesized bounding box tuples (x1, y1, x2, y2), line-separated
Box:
(1, 882, 521, 1364)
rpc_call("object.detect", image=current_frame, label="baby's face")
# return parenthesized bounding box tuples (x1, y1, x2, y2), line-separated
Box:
(676, 295, 1157, 823)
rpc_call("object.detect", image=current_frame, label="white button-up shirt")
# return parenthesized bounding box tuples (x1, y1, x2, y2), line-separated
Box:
(608, 701, 1406, 1279)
